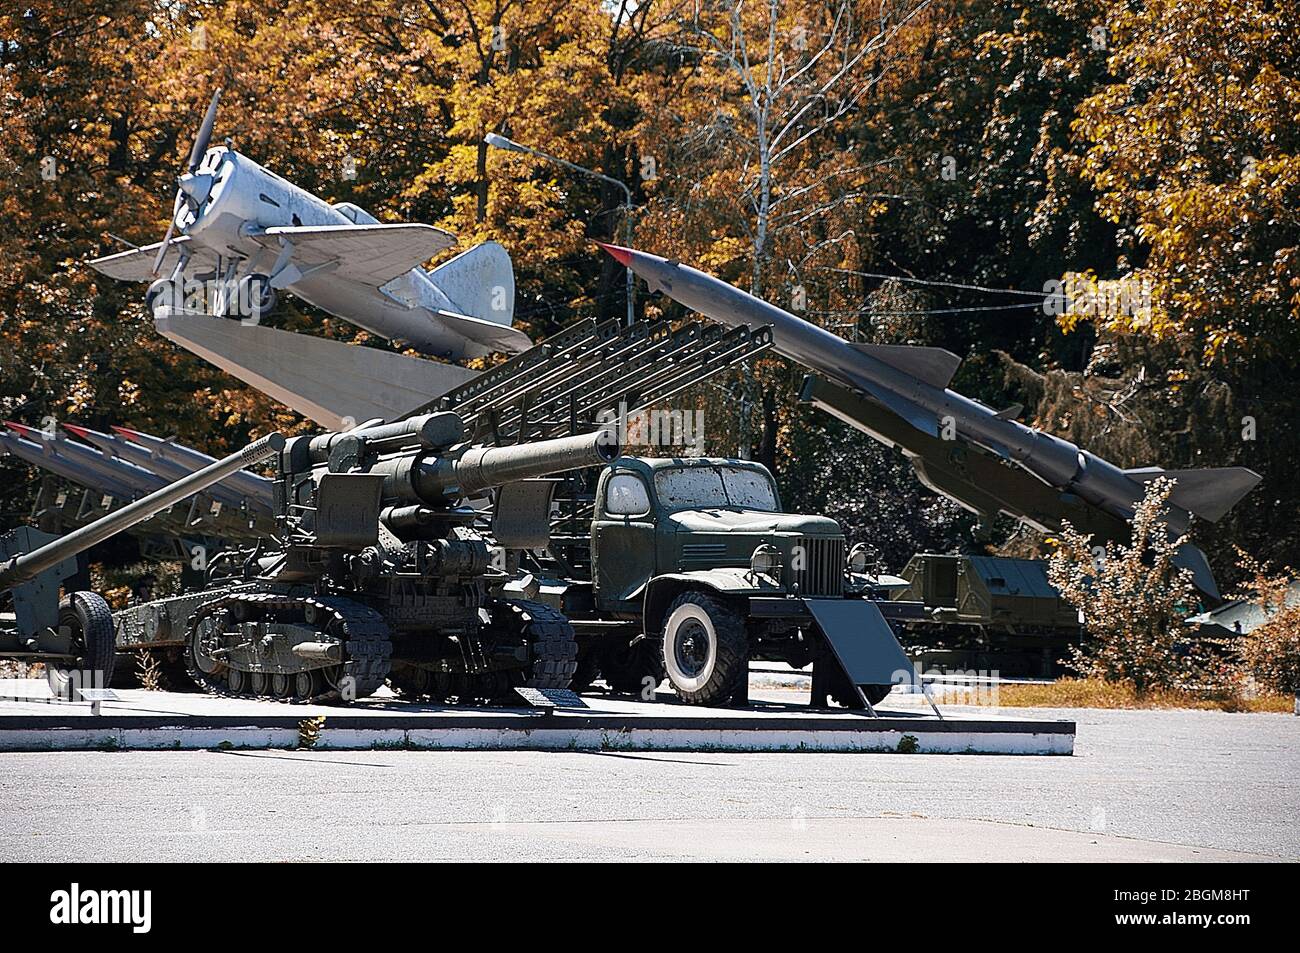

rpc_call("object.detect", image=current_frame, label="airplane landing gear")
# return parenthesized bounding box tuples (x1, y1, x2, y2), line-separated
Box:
(235, 273, 276, 323)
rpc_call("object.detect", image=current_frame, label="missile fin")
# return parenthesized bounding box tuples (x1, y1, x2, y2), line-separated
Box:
(994, 403, 1023, 420)
(856, 381, 941, 438)
(1124, 466, 1262, 523)
(1173, 543, 1221, 601)
(849, 343, 962, 389)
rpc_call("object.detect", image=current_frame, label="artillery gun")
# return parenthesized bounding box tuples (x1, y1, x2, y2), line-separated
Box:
(117, 414, 617, 703)
(0, 433, 285, 692)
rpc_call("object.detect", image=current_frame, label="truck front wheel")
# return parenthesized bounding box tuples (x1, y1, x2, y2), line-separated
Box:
(660, 592, 748, 706)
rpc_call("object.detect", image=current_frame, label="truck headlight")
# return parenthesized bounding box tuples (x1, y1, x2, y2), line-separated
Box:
(750, 543, 782, 577)
(847, 543, 872, 574)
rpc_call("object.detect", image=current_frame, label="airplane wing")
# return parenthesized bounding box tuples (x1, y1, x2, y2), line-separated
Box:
(254, 223, 457, 286)
(87, 237, 220, 282)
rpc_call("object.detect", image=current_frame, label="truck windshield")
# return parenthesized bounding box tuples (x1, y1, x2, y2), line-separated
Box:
(654, 466, 779, 512)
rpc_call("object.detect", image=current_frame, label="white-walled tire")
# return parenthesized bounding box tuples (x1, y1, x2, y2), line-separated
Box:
(659, 591, 748, 706)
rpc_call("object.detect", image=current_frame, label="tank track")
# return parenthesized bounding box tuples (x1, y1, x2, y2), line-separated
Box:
(506, 599, 579, 690)
(184, 591, 392, 704)
(388, 598, 577, 702)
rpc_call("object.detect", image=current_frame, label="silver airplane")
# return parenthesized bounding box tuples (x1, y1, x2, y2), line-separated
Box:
(89, 90, 530, 361)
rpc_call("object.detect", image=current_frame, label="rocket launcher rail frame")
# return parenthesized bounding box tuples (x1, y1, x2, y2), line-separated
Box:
(0, 432, 285, 588)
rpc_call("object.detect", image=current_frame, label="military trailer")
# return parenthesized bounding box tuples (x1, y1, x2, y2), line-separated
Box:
(509, 455, 921, 709)
(890, 553, 1082, 676)
(1, 432, 284, 693)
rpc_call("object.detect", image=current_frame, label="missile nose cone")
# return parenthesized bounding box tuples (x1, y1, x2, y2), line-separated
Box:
(3, 420, 32, 438)
(593, 241, 634, 267)
(110, 425, 143, 441)
(61, 423, 91, 439)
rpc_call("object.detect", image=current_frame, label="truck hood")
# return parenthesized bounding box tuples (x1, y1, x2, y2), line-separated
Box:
(665, 509, 842, 537)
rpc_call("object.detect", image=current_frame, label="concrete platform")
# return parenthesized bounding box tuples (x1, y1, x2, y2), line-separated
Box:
(0, 679, 1073, 754)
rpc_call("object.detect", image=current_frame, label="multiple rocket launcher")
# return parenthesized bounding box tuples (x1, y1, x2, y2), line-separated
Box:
(1, 420, 274, 540)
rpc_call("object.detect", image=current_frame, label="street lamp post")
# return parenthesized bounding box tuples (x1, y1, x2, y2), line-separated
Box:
(485, 132, 636, 327)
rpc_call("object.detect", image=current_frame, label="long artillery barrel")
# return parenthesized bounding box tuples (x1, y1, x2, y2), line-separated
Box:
(0, 432, 285, 588)
(364, 426, 618, 504)
(426, 430, 619, 496)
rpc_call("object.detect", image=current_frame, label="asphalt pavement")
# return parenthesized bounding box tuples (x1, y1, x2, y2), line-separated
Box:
(0, 701, 1294, 862)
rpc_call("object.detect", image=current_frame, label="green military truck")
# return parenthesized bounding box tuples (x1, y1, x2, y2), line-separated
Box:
(518, 456, 920, 708)
(889, 553, 1082, 676)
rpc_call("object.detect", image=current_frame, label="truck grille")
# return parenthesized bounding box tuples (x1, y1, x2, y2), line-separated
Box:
(794, 536, 844, 596)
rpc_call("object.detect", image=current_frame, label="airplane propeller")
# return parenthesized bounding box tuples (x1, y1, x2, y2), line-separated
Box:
(152, 88, 223, 277)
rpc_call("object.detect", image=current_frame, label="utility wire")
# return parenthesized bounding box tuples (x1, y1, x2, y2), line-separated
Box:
(809, 300, 1048, 317)
(822, 267, 1054, 298)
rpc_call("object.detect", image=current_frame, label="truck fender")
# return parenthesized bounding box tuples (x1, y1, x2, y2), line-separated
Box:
(641, 569, 772, 636)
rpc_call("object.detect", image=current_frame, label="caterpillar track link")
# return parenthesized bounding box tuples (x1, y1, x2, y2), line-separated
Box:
(387, 598, 576, 703)
(185, 591, 392, 704)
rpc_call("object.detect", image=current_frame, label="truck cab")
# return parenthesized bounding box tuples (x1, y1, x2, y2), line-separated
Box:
(575, 456, 915, 707)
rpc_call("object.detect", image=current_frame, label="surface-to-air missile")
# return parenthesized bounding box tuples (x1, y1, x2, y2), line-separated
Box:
(4, 421, 169, 499)
(114, 414, 618, 703)
(597, 243, 1261, 599)
(60, 423, 249, 512)
(0, 426, 142, 504)
(1, 433, 284, 691)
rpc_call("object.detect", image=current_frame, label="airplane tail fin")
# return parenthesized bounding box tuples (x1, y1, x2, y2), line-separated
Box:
(1124, 466, 1262, 523)
(428, 241, 516, 327)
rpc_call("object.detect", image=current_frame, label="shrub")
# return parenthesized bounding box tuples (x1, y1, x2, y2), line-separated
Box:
(1047, 477, 1235, 697)
(1233, 551, 1300, 695)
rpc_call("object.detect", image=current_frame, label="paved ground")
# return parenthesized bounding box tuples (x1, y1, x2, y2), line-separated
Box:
(0, 697, 1294, 861)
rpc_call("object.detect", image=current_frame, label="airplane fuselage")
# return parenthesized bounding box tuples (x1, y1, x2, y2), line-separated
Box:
(168, 148, 503, 358)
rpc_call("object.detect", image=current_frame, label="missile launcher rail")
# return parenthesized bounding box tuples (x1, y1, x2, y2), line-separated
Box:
(422, 317, 772, 576)
(430, 317, 771, 444)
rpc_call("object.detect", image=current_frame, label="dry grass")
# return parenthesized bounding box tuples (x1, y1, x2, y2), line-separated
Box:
(974, 678, 1294, 713)
(0, 660, 47, 679)
(134, 649, 164, 692)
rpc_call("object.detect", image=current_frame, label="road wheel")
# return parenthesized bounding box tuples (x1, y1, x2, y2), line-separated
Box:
(660, 592, 748, 706)
(521, 603, 578, 690)
(490, 599, 578, 692)
(47, 591, 117, 698)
